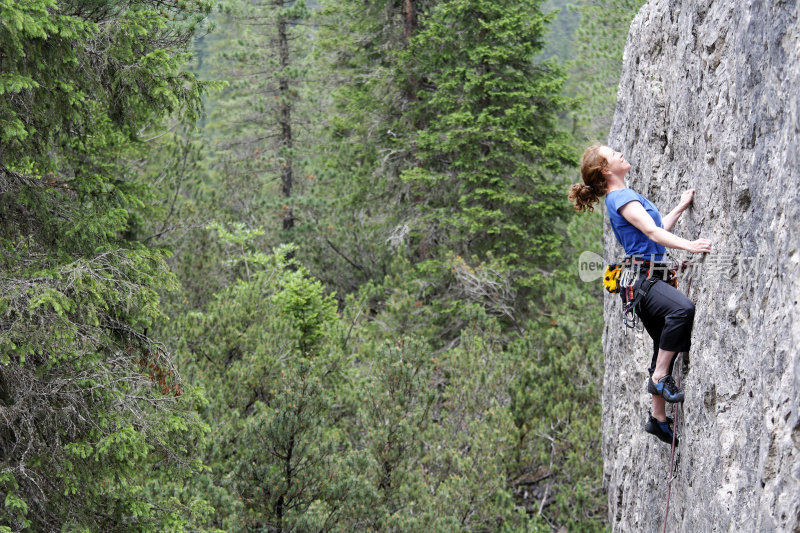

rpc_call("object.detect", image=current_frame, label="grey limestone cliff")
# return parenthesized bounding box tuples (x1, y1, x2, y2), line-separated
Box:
(602, 1, 800, 531)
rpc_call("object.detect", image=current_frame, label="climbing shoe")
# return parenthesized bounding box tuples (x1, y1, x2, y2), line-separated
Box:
(647, 374, 684, 403)
(645, 415, 678, 446)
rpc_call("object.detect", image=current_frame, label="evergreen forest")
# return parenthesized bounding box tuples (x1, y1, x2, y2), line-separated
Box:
(0, 0, 644, 531)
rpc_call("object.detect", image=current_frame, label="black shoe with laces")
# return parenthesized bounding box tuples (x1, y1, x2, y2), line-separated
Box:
(645, 415, 678, 446)
(647, 374, 685, 403)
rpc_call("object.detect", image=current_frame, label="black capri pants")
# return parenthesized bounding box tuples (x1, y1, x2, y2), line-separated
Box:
(624, 276, 695, 377)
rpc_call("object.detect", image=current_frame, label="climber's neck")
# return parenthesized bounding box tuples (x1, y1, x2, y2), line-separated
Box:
(605, 172, 627, 193)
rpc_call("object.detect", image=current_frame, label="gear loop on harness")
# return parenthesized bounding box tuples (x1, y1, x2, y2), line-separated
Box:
(618, 255, 666, 334)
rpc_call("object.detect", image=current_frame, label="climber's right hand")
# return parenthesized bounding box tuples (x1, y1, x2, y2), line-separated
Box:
(686, 238, 712, 254)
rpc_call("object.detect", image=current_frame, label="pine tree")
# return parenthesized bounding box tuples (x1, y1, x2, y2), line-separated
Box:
(540, 0, 583, 62)
(203, 0, 310, 233)
(398, 0, 575, 285)
(174, 239, 357, 531)
(292, 0, 441, 293)
(569, 0, 647, 142)
(0, 1, 215, 529)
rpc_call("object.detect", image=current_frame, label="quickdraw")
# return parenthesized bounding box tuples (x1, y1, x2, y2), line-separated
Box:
(622, 277, 657, 333)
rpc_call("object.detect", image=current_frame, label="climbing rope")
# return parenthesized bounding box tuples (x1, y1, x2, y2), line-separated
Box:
(661, 259, 694, 533)
(661, 357, 681, 533)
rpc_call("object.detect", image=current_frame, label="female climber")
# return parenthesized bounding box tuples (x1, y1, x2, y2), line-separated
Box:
(568, 145, 712, 445)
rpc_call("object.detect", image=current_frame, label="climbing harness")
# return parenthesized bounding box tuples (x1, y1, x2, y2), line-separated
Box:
(607, 256, 680, 335)
(661, 261, 695, 533)
(604, 257, 679, 293)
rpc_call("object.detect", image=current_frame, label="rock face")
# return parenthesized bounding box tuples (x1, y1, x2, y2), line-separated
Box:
(602, 1, 800, 531)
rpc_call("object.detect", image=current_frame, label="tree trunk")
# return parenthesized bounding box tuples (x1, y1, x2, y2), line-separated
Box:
(403, 0, 417, 41)
(277, 3, 294, 231)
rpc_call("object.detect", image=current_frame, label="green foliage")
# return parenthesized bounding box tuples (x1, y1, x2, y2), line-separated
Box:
(293, 0, 435, 293)
(398, 0, 575, 282)
(0, 0, 211, 169)
(502, 208, 605, 530)
(0, 0, 215, 530)
(174, 241, 352, 531)
(173, 0, 616, 529)
(0, 0, 639, 529)
(540, 0, 583, 62)
(171, 222, 608, 531)
(568, 0, 647, 142)
(199, 0, 311, 229)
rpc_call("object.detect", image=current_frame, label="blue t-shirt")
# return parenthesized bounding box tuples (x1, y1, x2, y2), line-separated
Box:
(605, 188, 666, 262)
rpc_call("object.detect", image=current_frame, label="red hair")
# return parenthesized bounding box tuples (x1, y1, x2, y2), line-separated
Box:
(568, 144, 609, 213)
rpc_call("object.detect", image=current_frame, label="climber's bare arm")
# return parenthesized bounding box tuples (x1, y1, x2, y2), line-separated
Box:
(619, 200, 712, 254)
(662, 189, 695, 231)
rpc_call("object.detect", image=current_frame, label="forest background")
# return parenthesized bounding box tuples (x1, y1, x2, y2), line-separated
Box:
(0, 0, 643, 531)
